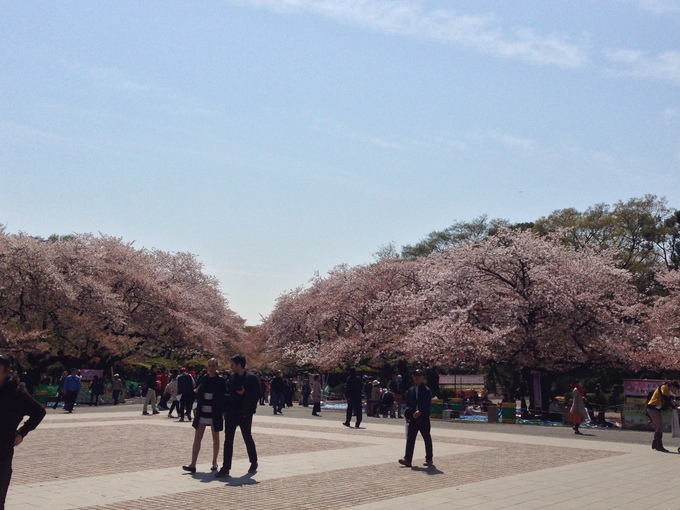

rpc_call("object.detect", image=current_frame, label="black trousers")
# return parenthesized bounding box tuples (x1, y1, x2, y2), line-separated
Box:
(222, 412, 257, 471)
(404, 417, 433, 463)
(64, 390, 78, 412)
(0, 447, 13, 510)
(345, 397, 362, 424)
(179, 393, 193, 419)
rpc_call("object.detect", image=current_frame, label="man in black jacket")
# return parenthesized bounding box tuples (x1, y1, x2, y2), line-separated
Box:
(342, 367, 363, 428)
(269, 371, 285, 415)
(398, 369, 434, 468)
(176, 368, 195, 422)
(0, 354, 46, 509)
(142, 366, 159, 416)
(216, 355, 261, 478)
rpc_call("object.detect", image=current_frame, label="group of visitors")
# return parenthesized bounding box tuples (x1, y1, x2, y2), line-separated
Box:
(0, 351, 443, 509)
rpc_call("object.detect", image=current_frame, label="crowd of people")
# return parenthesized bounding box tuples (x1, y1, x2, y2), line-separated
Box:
(13, 352, 680, 510)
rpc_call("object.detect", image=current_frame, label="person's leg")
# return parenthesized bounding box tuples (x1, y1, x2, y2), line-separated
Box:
(150, 389, 158, 413)
(211, 426, 220, 469)
(143, 389, 152, 414)
(344, 398, 353, 425)
(648, 408, 667, 451)
(239, 414, 258, 467)
(402, 420, 419, 464)
(188, 424, 206, 467)
(420, 419, 433, 463)
(354, 399, 362, 426)
(65, 391, 76, 412)
(0, 448, 13, 510)
(221, 418, 238, 472)
(396, 395, 403, 418)
(182, 393, 192, 420)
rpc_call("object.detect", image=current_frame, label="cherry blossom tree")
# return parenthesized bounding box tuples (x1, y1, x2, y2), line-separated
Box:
(646, 269, 680, 370)
(266, 229, 649, 379)
(0, 232, 245, 371)
(398, 229, 647, 372)
(265, 260, 421, 370)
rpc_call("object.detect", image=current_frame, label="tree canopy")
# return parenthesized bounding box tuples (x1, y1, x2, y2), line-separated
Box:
(0, 232, 244, 370)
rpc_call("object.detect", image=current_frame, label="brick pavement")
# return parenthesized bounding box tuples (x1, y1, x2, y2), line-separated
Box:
(8, 403, 680, 509)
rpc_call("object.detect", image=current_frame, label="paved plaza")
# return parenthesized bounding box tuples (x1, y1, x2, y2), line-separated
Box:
(8, 402, 680, 509)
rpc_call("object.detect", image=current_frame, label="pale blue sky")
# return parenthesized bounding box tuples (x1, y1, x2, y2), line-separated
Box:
(1, 1, 679, 324)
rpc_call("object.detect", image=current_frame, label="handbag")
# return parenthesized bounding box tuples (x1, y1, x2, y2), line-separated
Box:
(568, 411, 584, 425)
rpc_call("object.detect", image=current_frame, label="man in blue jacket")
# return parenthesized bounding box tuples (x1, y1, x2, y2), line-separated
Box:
(63, 368, 82, 413)
(398, 369, 434, 468)
(0, 354, 46, 509)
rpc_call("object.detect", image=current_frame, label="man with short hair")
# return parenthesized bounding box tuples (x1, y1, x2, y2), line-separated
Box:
(343, 367, 363, 428)
(63, 368, 82, 413)
(398, 369, 434, 468)
(216, 355, 261, 478)
(176, 367, 195, 422)
(269, 371, 285, 415)
(0, 354, 46, 509)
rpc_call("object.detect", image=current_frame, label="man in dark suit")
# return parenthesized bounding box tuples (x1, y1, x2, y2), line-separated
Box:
(216, 354, 261, 478)
(398, 369, 433, 468)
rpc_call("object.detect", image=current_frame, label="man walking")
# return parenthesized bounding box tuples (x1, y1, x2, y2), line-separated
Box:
(176, 368, 195, 422)
(398, 369, 434, 468)
(0, 354, 46, 510)
(142, 366, 159, 415)
(63, 368, 82, 413)
(216, 355, 261, 478)
(342, 367, 363, 428)
(269, 371, 285, 415)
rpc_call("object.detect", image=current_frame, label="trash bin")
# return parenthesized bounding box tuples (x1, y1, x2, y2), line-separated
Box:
(430, 398, 443, 419)
(487, 405, 499, 423)
(501, 402, 516, 424)
(442, 409, 452, 420)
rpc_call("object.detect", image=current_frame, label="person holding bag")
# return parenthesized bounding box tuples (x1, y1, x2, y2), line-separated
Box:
(646, 380, 679, 452)
(568, 380, 589, 435)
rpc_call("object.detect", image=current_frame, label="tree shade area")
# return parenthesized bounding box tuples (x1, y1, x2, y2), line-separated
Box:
(0, 232, 244, 373)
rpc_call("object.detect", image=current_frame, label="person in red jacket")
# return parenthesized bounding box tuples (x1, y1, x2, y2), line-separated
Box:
(0, 354, 46, 509)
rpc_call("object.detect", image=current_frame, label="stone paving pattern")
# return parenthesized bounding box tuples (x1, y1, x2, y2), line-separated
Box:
(9, 403, 680, 509)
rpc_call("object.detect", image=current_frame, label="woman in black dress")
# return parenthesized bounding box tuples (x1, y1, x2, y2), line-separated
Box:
(182, 358, 227, 473)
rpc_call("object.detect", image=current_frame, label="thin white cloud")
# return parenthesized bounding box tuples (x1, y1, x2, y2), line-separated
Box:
(620, 0, 680, 14)
(603, 48, 680, 85)
(466, 130, 537, 152)
(86, 66, 215, 116)
(241, 0, 587, 68)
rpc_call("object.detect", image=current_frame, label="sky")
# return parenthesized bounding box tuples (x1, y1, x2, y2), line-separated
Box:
(1, 1, 679, 325)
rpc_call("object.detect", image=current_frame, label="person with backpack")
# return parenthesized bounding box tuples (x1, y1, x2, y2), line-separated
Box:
(646, 381, 679, 452)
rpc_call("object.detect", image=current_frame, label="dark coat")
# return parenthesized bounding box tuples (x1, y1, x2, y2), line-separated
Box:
(345, 374, 363, 400)
(226, 371, 261, 416)
(0, 377, 45, 449)
(192, 375, 227, 431)
(404, 383, 432, 420)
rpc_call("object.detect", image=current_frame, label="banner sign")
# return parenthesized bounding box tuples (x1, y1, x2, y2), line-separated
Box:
(623, 379, 664, 397)
(80, 369, 104, 382)
(439, 375, 484, 386)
